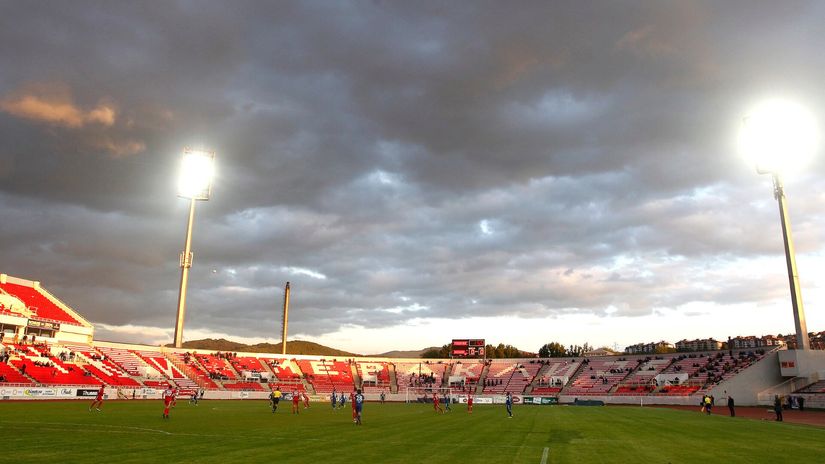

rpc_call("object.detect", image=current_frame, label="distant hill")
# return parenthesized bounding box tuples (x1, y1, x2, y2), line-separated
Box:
(167, 338, 249, 352)
(370, 347, 439, 358)
(170, 339, 448, 358)
(247, 341, 359, 357)
(168, 338, 360, 357)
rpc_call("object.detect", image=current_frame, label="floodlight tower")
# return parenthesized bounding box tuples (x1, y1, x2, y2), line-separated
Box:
(174, 148, 215, 348)
(740, 99, 818, 350)
(281, 281, 290, 355)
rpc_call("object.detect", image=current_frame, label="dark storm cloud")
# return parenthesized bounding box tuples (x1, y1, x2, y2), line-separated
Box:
(1, 1, 824, 347)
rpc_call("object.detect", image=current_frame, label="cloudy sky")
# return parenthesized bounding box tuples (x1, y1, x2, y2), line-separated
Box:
(1, 1, 824, 354)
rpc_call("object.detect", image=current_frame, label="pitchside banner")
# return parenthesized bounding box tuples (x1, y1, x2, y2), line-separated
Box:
(521, 396, 558, 405)
(0, 387, 80, 399)
(457, 396, 494, 404)
(456, 395, 523, 404)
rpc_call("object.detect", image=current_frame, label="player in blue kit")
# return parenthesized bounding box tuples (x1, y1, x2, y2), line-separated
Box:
(331, 388, 337, 410)
(505, 392, 513, 418)
(354, 389, 364, 425)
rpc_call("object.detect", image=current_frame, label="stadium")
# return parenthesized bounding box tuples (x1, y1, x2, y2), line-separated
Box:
(1, 272, 824, 462)
(4, 3, 825, 463)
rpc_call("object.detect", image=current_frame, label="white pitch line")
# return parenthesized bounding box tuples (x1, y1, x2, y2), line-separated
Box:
(0, 420, 172, 435)
(540, 446, 549, 464)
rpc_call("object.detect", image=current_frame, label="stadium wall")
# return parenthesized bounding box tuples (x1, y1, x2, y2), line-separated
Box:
(557, 394, 698, 406)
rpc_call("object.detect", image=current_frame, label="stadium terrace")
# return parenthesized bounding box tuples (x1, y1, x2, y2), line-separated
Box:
(1, 273, 824, 409)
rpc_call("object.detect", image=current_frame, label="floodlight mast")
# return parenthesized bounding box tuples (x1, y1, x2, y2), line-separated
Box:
(768, 172, 810, 350)
(173, 148, 215, 349)
(742, 100, 816, 351)
(281, 282, 290, 355)
(174, 198, 197, 349)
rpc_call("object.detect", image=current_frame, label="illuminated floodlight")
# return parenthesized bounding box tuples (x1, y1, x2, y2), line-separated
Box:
(178, 148, 215, 200)
(738, 100, 816, 351)
(174, 147, 215, 348)
(739, 99, 818, 175)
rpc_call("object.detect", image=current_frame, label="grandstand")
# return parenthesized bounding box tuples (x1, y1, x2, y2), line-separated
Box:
(564, 357, 635, 396)
(0, 279, 86, 326)
(355, 361, 391, 393)
(394, 361, 451, 392)
(797, 380, 825, 394)
(167, 351, 220, 389)
(261, 357, 307, 391)
(59, 343, 141, 387)
(448, 360, 484, 393)
(531, 358, 582, 394)
(614, 357, 671, 395)
(1, 272, 825, 409)
(482, 361, 541, 394)
(295, 359, 353, 393)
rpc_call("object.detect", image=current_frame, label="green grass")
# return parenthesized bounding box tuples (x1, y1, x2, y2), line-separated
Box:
(1, 400, 823, 463)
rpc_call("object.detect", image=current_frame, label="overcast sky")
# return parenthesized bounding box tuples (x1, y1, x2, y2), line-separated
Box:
(1, 1, 824, 354)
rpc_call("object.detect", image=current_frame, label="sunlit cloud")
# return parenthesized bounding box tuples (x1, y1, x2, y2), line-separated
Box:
(282, 266, 327, 280)
(1, 84, 117, 128)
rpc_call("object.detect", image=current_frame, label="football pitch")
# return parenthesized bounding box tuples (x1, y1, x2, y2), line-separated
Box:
(2, 400, 823, 463)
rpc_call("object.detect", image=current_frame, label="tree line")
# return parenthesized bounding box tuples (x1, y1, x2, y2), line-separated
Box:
(537, 342, 594, 358)
(420, 341, 607, 359)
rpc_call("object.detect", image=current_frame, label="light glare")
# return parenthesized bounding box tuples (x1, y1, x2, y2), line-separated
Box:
(178, 148, 215, 199)
(739, 99, 818, 174)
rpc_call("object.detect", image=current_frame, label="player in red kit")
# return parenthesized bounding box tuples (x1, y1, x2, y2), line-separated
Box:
(162, 386, 175, 419)
(433, 392, 443, 414)
(467, 392, 473, 414)
(302, 391, 310, 409)
(89, 385, 105, 412)
(292, 390, 301, 414)
(350, 390, 358, 422)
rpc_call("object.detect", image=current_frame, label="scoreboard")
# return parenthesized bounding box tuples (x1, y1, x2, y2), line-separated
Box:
(451, 339, 485, 358)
